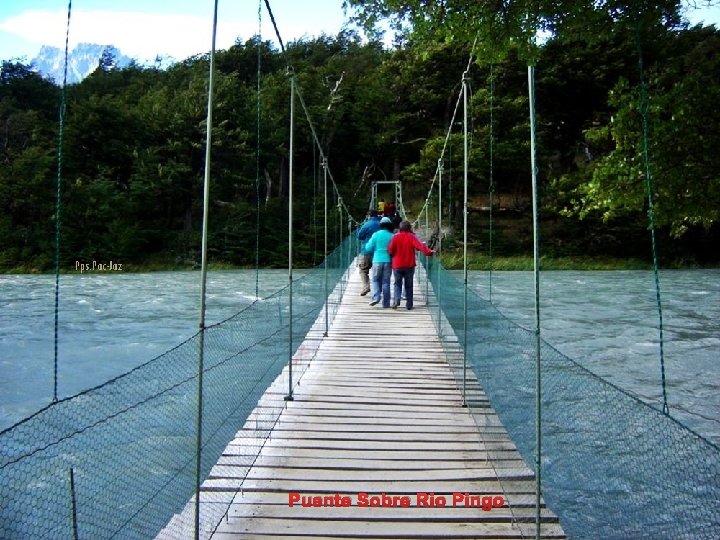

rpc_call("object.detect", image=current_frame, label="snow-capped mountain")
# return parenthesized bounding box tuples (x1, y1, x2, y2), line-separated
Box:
(31, 43, 133, 84)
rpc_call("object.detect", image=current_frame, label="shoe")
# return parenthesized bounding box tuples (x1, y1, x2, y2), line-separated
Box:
(360, 288, 370, 296)
(391, 304, 398, 310)
(406, 306, 413, 310)
(369, 300, 380, 306)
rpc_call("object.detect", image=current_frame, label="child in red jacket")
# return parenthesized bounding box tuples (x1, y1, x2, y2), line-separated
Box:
(387, 221, 433, 310)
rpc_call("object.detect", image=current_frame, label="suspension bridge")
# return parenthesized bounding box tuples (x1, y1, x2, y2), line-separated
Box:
(1, 0, 719, 539)
(156, 264, 564, 539)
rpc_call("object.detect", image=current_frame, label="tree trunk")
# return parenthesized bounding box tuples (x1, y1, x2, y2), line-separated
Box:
(264, 168, 272, 206)
(278, 157, 287, 199)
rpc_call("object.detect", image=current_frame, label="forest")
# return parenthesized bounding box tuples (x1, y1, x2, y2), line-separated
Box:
(1, 0, 719, 271)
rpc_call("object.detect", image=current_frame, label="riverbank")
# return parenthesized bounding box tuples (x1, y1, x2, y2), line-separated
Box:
(0, 254, 718, 275)
(438, 253, 719, 271)
(2, 254, 717, 274)
(439, 255, 651, 271)
(1, 260, 246, 274)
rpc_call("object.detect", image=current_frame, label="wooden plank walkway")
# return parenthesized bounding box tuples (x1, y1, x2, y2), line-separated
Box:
(211, 264, 563, 539)
(160, 262, 565, 539)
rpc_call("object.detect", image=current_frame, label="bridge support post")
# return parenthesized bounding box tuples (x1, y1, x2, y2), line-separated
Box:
(529, 63, 542, 540)
(285, 72, 295, 402)
(68, 468, 78, 540)
(323, 157, 329, 337)
(194, 1, 220, 534)
(461, 70, 469, 408)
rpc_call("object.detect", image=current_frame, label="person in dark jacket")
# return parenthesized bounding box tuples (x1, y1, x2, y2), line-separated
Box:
(387, 220, 433, 310)
(355, 210, 381, 296)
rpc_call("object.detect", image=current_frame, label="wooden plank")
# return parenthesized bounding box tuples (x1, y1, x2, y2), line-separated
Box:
(225, 503, 559, 522)
(266, 424, 485, 434)
(241, 431, 499, 443)
(205, 478, 543, 497)
(222, 447, 521, 460)
(233, 440, 514, 452)
(279, 401, 481, 413)
(233, 466, 535, 483)
(268, 413, 480, 425)
(207, 491, 542, 507)
(203, 478, 542, 495)
(212, 518, 566, 539)
(217, 456, 526, 470)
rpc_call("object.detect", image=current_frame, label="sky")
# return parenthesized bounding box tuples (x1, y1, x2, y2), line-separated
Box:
(0, 0, 354, 63)
(1, 0, 719, 64)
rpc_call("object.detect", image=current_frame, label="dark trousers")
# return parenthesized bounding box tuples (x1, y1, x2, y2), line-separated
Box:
(393, 267, 415, 309)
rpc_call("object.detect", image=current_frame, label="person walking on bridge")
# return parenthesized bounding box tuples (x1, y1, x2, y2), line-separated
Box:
(363, 217, 395, 308)
(356, 210, 381, 296)
(387, 221, 433, 310)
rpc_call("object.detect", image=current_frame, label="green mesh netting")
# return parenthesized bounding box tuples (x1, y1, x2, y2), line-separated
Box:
(0, 235, 358, 540)
(422, 254, 720, 539)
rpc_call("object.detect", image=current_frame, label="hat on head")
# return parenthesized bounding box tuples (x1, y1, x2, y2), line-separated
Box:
(380, 217, 392, 224)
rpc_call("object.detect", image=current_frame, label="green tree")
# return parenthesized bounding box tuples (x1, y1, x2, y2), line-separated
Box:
(569, 25, 720, 236)
(0, 61, 59, 269)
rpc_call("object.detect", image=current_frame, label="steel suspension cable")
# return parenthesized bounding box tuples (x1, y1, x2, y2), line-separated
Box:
(636, 26, 669, 415)
(262, 0, 298, 398)
(195, 0, 220, 536)
(488, 63, 495, 304)
(323, 157, 329, 336)
(436, 159, 444, 333)
(285, 72, 295, 402)
(53, 0, 72, 404)
(294, 86, 360, 224)
(462, 72, 469, 407)
(262, 0, 286, 54)
(528, 63, 542, 540)
(261, 0, 356, 400)
(414, 37, 478, 225)
(312, 146, 318, 266)
(337, 197, 344, 295)
(255, 0, 262, 299)
(263, 0, 360, 226)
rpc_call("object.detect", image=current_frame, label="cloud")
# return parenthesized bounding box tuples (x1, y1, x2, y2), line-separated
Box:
(0, 9, 256, 61)
(683, 4, 720, 26)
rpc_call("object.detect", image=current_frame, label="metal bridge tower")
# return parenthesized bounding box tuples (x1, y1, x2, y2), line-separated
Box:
(370, 180, 405, 217)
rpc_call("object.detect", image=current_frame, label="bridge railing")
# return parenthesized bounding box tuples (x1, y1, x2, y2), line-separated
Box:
(0, 233, 358, 540)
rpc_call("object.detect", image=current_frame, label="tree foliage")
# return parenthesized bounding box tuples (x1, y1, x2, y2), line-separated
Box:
(1, 14, 719, 270)
(570, 26, 720, 236)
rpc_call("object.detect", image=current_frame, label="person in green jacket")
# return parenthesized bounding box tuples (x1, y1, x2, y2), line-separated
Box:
(363, 217, 395, 307)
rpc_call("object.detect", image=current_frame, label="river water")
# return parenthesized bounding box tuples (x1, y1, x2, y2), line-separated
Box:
(1, 269, 718, 445)
(465, 269, 720, 445)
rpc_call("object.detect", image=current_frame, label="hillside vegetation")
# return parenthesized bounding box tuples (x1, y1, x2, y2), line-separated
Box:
(1, 5, 718, 271)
